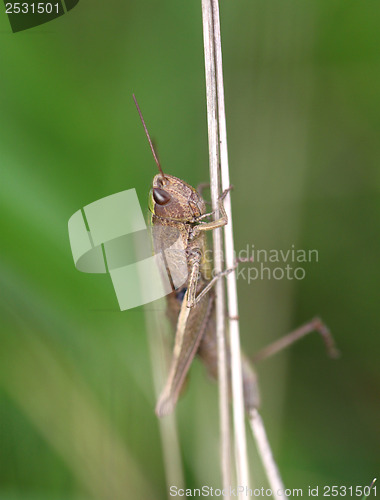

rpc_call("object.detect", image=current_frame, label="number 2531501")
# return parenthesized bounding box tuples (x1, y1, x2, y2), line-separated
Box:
(5, 3, 60, 14)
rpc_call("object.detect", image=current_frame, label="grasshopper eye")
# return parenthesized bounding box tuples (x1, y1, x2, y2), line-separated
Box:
(153, 188, 171, 206)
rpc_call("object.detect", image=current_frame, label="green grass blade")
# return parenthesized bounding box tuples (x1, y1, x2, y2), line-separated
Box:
(362, 478, 377, 500)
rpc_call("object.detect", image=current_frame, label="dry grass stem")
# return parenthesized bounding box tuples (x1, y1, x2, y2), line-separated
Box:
(201, 0, 231, 492)
(249, 410, 288, 500)
(145, 304, 185, 491)
(209, 0, 250, 492)
(202, 1, 290, 498)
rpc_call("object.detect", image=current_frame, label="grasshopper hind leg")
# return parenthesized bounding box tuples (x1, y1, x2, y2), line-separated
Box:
(197, 320, 261, 413)
(252, 317, 339, 362)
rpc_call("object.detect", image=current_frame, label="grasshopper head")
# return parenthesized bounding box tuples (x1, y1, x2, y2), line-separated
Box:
(132, 96, 205, 222)
(149, 174, 206, 221)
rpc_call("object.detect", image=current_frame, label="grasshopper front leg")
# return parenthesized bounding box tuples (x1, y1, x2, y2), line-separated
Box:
(191, 187, 230, 237)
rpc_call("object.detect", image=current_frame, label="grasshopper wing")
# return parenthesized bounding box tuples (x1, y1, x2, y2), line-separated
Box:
(156, 291, 214, 417)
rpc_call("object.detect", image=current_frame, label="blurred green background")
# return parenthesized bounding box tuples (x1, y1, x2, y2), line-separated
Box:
(0, 1, 379, 499)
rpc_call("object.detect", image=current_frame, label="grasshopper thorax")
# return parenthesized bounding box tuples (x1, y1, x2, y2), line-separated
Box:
(149, 174, 206, 222)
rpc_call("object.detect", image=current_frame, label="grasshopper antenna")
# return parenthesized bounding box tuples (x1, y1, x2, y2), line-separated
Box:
(133, 94, 166, 179)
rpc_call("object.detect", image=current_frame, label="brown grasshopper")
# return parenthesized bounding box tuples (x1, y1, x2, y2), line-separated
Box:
(150, 174, 261, 418)
(133, 95, 339, 418)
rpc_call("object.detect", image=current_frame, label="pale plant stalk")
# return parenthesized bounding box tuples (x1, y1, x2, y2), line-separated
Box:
(201, 0, 231, 492)
(249, 410, 287, 500)
(202, 1, 289, 498)
(209, 0, 250, 493)
(202, 0, 248, 493)
(144, 303, 185, 492)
